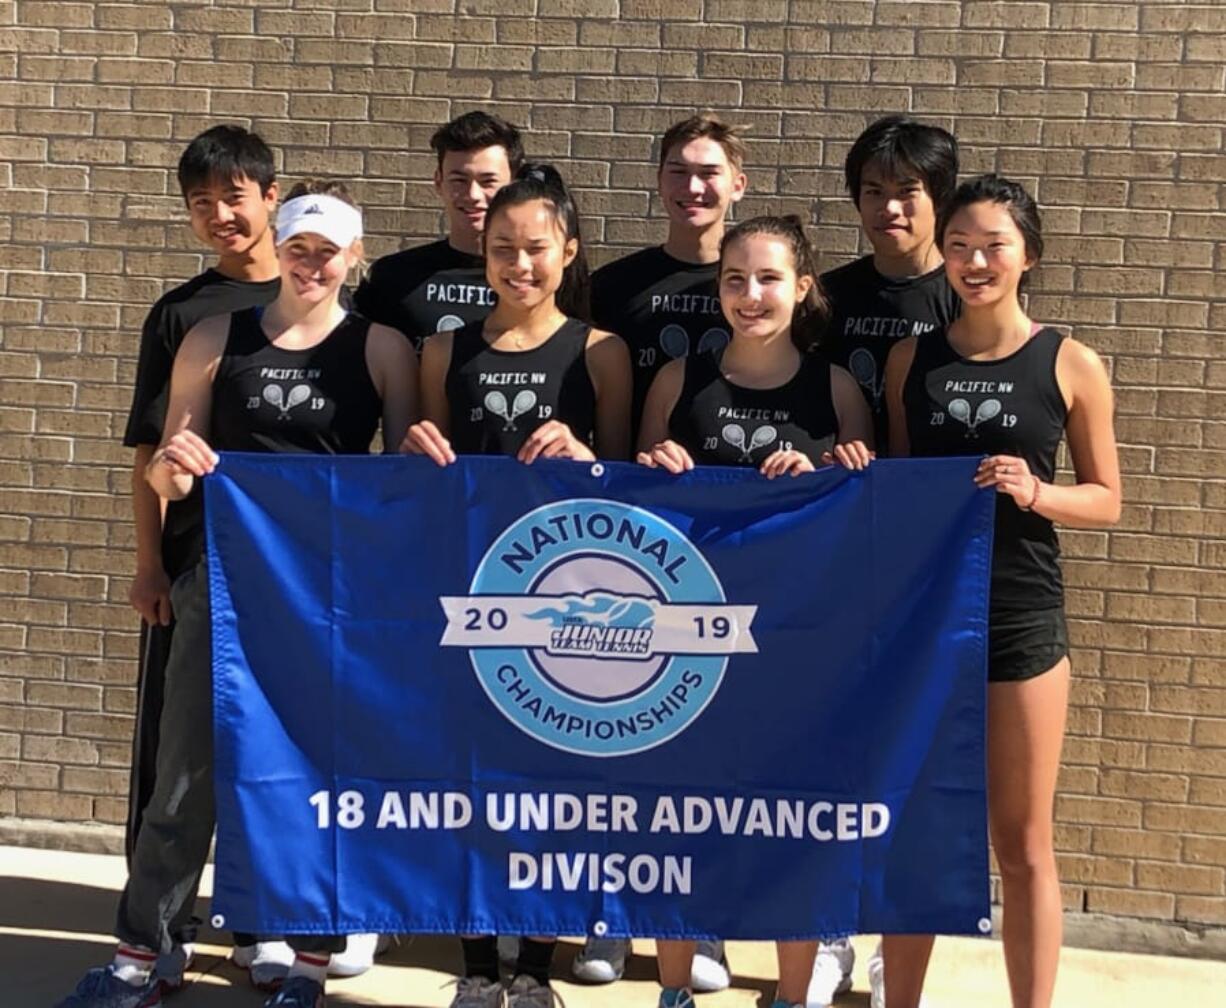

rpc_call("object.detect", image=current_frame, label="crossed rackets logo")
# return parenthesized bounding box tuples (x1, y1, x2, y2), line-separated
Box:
(262, 383, 311, 420)
(484, 389, 537, 431)
(721, 423, 777, 461)
(948, 398, 1001, 437)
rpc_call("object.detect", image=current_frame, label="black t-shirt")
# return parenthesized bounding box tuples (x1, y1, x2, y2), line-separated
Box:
(211, 308, 383, 456)
(444, 317, 596, 457)
(123, 269, 280, 577)
(903, 327, 1068, 612)
(591, 246, 729, 442)
(669, 350, 839, 467)
(821, 255, 960, 448)
(355, 239, 494, 351)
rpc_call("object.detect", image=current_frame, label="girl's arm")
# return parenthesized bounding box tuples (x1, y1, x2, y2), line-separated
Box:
(827, 363, 875, 468)
(365, 323, 419, 453)
(883, 336, 918, 459)
(402, 331, 456, 465)
(984, 337, 1120, 527)
(831, 365, 874, 449)
(636, 358, 694, 474)
(145, 315, 227, 500)
(586, 329, 632, 460)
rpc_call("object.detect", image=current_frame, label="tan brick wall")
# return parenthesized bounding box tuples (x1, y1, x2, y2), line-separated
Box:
(0, 0, 1223, 935)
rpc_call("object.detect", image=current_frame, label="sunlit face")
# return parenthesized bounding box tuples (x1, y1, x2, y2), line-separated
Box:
(483, 199, 577, 312)
(434, 145, 514, 242)
(942, 200, 1036, 307)
(277, 232, 357, 303)
(719, 234, 813, 341)
(658, 137, 747, 232)
(857, 162, 937, 261)
(184, 174, 277, 258)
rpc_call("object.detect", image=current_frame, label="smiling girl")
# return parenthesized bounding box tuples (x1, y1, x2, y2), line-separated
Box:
(109, 180, 416, 1008)
(637, 215, 871, 1008)
(406, 162, 630, 469)
(882, 175, 1121, 1008)
(404, 162, 630, 1008)
(639, 215, 872, 479)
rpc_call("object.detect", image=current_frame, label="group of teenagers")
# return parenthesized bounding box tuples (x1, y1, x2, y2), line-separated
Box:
(58, 108, 1121, 1008)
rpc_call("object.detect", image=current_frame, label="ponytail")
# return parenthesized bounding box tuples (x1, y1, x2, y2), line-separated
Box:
(719, 215, 830, 352)
(484, 162, 591, 322)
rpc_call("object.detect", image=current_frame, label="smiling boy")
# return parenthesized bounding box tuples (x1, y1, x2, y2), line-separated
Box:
(355, 111, 523, 349)
(591, 113, 748, 444)
(819, 115, 960, 449)
(123, 126, 280, 903)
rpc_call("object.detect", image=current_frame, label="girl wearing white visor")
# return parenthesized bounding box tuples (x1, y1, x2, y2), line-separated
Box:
(60, 182, 418, 1008)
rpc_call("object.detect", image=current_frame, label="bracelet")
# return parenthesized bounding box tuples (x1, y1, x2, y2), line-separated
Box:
(1021, 475, 1041, 511)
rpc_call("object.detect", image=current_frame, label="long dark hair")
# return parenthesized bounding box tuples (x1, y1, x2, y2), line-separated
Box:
(719, 215, 830, 352)
(483, 162, 591, 322)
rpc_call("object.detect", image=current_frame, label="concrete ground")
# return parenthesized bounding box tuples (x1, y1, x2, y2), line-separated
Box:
(3, 845, 1223, 1008)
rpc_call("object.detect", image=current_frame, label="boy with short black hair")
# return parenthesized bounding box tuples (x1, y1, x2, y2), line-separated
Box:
(819, 114, 960, 449)
(591, 112, 747, 445)
(807, 113, 959, 1008)
(122, 124, 289, 993)
(355, 110, 524, 348)
(58, 126, 292, 1007)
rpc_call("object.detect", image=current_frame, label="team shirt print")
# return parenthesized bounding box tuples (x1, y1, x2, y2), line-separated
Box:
(592, 247, 730, 440)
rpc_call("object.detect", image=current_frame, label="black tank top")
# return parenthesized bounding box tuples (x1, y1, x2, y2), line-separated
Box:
(445, 317, 596, 455)
(211, 307, 382, 455)
(668, 349, 839, 467)
(903, 326, 1068, 611)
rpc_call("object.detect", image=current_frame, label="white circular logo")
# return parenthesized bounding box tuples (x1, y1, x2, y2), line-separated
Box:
(439, 499, 757, 757)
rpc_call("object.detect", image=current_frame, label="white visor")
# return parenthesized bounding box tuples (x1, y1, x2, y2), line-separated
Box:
(275, 194, 363, 249)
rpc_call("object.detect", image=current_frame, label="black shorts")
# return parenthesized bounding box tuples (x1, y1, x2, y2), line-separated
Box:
(987, 606, 1069, 683)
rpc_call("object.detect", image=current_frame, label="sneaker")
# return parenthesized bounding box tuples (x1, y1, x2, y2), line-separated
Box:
(497, 935, 521, 966)
(658, 989, 695, 1008)
(54, 965, 162, 1007)
(154, 943, 195, 994)
(770, 1002, 804, 1008)
(506, 974, 564, 1007)
(448, 975, 506, 1008)
(233, 941, 295, 991)
(571, 936, 631, 983)
(807, 938, 854, 1006)
(328, 933, 392, 977)
(263, 976, 324, 1007)
(867, 942, 884, 1008)
(690, 939, 730, 992)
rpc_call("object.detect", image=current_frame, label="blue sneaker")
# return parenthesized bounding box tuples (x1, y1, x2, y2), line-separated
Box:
(55, 966, 161, 1007)
(658, 989, 694, 1008)
(263, 975, 324, 1008)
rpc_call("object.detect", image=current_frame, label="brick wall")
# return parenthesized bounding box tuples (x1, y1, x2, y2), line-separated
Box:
(0, 0, 1223, 939)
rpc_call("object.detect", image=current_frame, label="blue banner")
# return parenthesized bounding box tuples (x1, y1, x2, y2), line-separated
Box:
(205, 454, 992, 940)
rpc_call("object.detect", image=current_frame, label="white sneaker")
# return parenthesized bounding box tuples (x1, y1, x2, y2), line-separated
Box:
(807, 938, 854, 1007)
(571, 936, 631, 983)
(868, 942, 884, 1008)
(232, 940, 295, 991)
(691, 939, 730, 992)
(328, 933, 393, 977)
